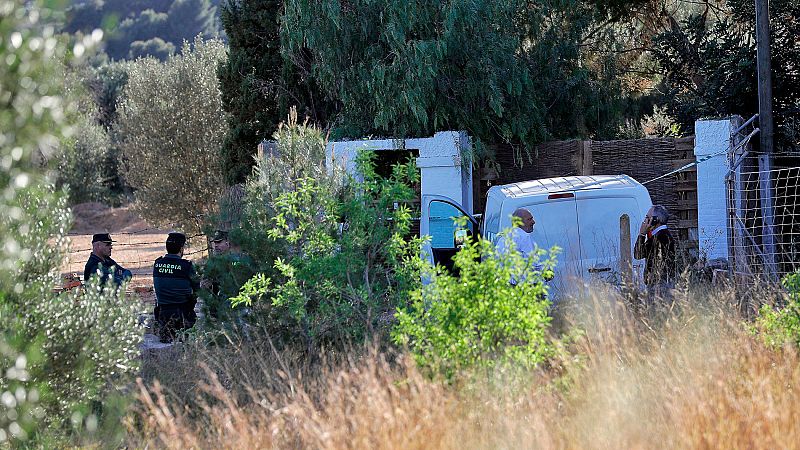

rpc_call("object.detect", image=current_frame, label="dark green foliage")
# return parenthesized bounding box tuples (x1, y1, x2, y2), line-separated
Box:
(84, 61, 129, 130)
(652, 0, 800, 149)
(64, 0, 220, 61)
(199, 250, 256, 326)
(56, 117, 119, 204)
(280, 0, 627, 156)
(57, 62, 130, 205)
(217, 0, 334, 184)
(217, 0, 284, 184)
(589, 0, 650, 19)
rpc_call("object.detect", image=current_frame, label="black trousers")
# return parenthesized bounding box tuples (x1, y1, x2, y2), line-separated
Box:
(154, 301, 197, 343)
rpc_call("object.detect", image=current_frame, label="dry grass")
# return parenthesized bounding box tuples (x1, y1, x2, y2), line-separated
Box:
(127, 285, 800, 449)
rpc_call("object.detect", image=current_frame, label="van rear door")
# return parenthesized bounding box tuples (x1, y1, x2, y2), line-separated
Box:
(575, 194, 641, 285)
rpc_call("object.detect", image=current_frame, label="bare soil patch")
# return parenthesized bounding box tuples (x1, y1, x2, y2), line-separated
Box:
(62, 203, 208, 306)
(70, 202, 152, 234)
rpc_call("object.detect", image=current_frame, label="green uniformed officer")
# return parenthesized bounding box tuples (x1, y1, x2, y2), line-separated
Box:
(200, 230, 254, 322)
(153, 232, 199, 343)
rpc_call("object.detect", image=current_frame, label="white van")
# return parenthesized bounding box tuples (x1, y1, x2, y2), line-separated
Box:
(421, 175, 653, 296)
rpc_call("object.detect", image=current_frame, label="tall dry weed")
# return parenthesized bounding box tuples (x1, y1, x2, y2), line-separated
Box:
(559, 283, 800, 449)
(130, 284, 800, 449)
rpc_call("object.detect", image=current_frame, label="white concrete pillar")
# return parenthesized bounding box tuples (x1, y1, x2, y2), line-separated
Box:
(410, 131, 472, 214)
(694, 118, 736, 260)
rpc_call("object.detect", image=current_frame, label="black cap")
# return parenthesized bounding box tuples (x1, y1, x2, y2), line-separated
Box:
(211, 230, 229, 242)
(92, 233, 114, 243)
(166, 232, 187, 246)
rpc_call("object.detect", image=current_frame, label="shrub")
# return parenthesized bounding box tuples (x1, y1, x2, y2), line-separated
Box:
(0, 329, 45, 444)
(640, 105, 682, 138)
(753, 271, 800, 348)
(0, 2, 141, 444)
(198, 112, 328, 334)
(2, 187, 142, 438)
(232, 109, 329, 266)
(29, 280, 142, 421)
(393, 235, 557, 379)
(55, 116, 119, 205)
(55, 61, 131, 206)
(229, 146, 422, 350)
(55, 61, 133, 206)
(198, 249, 256, 329)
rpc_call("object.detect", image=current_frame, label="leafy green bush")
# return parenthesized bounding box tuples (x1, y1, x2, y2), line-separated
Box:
(198, 249, 256, 329)
(393, 236, 557, 379)
(56, 61, 131, 206)
(0, 330, 45, 444)
(0, 2, 142, 444)
(199, 112, 328, 333)
(2, 186, 142, 439)
(229, 137, 422, 349)
(754, 272, 800, 348)
(52, 61, 132, 207)
(30, 281, 142, 420)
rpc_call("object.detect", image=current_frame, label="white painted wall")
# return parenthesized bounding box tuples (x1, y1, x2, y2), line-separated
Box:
(694, 118, 735, 260)
(326, 131, 473, 214)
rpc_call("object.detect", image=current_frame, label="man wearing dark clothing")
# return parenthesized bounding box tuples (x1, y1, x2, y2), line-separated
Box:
(200, 230, 255, 323)
(83, 233, 132, 287)
(634, 205, 677, 300)
(153, 232, 199, 343)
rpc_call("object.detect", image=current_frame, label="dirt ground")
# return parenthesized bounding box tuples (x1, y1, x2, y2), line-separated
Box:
(61, 202, 208, 306)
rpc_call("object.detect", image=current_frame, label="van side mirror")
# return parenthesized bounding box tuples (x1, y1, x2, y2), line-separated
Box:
(454, 228, 468, 248)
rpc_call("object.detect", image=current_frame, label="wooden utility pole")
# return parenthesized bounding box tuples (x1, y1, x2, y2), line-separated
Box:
(756, 0, 775, 152)
(756, 0, 778, 278)
(619, 214, 633, 287)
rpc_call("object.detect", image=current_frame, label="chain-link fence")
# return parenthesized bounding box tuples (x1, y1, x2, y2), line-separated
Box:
(728, 164, 800, 280)
(727, 112, 800, 281)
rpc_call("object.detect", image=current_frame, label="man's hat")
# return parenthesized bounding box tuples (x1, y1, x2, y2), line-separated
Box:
(211, 230, 229, 242)
(166, 232, 187, 246)
(92, 233, 114, 243)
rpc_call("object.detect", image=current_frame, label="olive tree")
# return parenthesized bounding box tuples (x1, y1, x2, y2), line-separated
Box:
(117, 36, 228, 233)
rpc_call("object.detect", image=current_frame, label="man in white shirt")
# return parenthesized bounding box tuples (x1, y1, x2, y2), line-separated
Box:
(497, 208, 536, 256)
(496, 208, 547, 284)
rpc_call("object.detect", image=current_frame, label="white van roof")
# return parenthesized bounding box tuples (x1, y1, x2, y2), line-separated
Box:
(498, 175, 641, 198)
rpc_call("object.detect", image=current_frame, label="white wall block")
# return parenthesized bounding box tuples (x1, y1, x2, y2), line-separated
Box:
(694, 118, 735, 260)
(326, 131, 473, 214)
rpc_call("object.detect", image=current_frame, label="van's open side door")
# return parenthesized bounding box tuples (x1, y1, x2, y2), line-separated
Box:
(420, 195, 479, 273)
